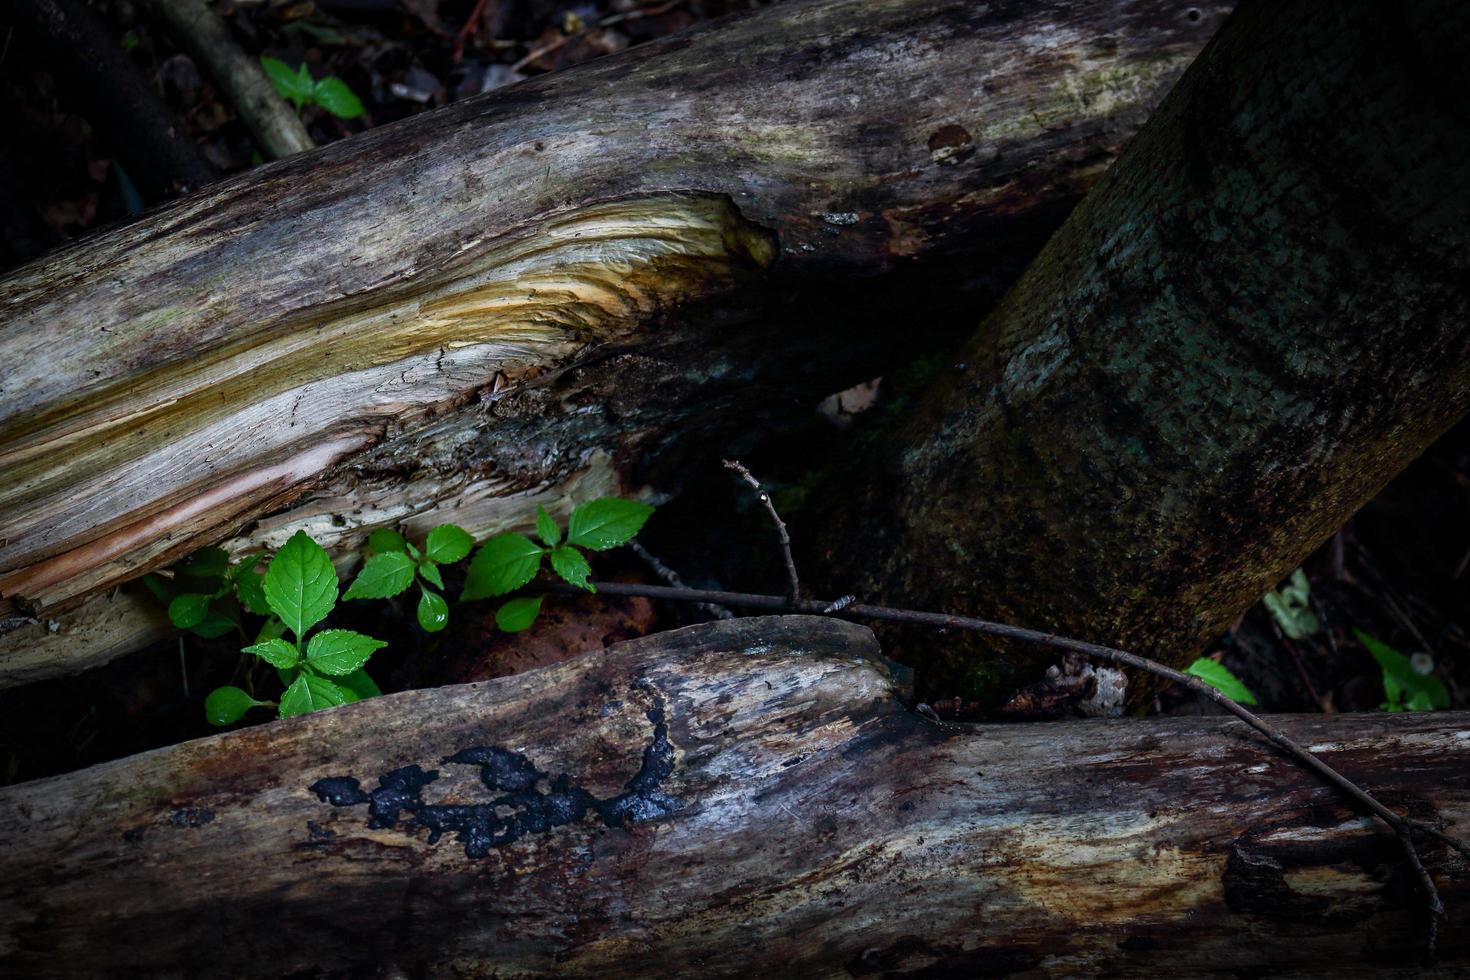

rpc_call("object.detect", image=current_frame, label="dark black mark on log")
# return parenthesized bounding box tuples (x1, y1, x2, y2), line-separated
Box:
(168, 807, 215, 829)
(310, 697, 679, 858)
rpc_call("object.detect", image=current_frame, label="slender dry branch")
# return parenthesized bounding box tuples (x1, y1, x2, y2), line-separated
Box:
(723, 460, 801, 603)
(543, 577, 1459, 959)
(627, 540, 733, 620)
(137, 0, 314, 159)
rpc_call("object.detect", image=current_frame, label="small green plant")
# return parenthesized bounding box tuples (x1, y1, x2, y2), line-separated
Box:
(215, 531, 386, 725)
(1185, 656, 1258, 705)
(1354, 630, 1449, 712)
(342, 523, 473, 632)
(149, 533, 385, 726)
(1261, 567, 1319, 640)
(150, 497, 652, 727)
(260, 56, 365, 119)
(144, 545, 244, 641)
(461, 498, 654, 632)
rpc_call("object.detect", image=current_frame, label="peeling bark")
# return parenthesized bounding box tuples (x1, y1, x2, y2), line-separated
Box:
(815, 0, 1470, 704)
(0, 0, 1231, 684)
(0, 617, 1465, 976)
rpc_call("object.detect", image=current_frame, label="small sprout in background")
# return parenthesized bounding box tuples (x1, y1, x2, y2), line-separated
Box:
(463, 497, 654, 632)
(1261, 567, 1319, 640)
(1354, 630, 1449, 712)
(260, 56, 365, 119)
(1185, 657, 1258, 705)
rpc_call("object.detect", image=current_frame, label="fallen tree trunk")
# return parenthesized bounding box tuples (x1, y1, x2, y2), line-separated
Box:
(0, 617, 1465, 976)
(812, 0, 1470, 703)
(0, 0, 1232, 684)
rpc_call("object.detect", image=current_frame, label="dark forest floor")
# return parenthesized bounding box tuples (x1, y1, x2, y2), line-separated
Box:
(1, 0, 1466, 785)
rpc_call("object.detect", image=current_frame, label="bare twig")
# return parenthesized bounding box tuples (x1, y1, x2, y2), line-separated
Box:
(137, 0, 314, 159)
(540, 577, 1459, 958)
(453, 0, 492, 62)
(511, 0, 687, 73)
(723, 460, 801, 603)
(1266, 617, 1329, 713)
(627, 540, 733, 620)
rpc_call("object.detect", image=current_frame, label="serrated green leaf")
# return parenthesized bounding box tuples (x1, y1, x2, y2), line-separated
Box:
(550, 545, 594, 592)
(168, 593, 212, 630)
(306, 629, 387, 676)
(279, 672, 351, 718)
(261, 56, 313, 110)
(189, 609, 237, 639)
(535, 505, 561, 547)
(313, 76, 365, 118)
(205, 686, 268, 726)
(417, 588, 449, 632)
(262, 530, 338, 639)
(461, 533, 543, 600)
(417, 559, 444, 589)
(338, 668, 381, 700)
(425, 524, 473, 564)
(244, 636, 299, 669)
(368, 527, 409, 554)
(1184, 657, 1258, 705)
(566, 497, 653, 551)
(232, 555, 273, 615)
(1354, 630, 1449, 712)
(495, 596, 542, 632)
(343, 551, 416, 600)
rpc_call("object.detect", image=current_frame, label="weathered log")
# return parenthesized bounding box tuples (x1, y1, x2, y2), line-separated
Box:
(812, 0, 1470, 703)
(0, 616, 1466, 976)
(0, 0, 1232, 684)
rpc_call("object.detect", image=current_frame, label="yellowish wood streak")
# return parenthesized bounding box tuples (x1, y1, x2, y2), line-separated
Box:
(0, 195, 774, 611)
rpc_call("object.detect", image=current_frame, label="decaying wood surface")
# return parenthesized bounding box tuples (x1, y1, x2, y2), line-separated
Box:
(1, 616, 1465, 977)
(0, 0, 1233, 684)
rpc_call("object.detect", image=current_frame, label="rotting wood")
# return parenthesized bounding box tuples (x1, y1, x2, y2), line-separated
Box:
(0, 616, 1465, 977)
(0, 0, 1233, 684)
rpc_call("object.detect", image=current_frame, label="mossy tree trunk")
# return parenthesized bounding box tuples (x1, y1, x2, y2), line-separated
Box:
(814, 0, 1470, 705)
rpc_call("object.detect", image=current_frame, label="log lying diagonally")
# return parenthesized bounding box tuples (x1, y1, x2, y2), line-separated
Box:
(0, 617, 1466, 977)
(0, 0, 1233, 684)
